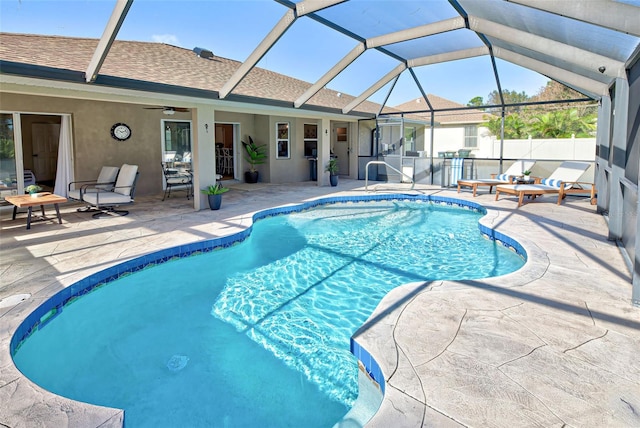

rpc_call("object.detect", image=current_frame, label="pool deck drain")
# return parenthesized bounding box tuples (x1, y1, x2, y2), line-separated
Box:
(1, 180, 639, 427)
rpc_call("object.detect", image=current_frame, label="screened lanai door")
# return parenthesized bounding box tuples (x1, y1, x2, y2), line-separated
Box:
(161, 120, 192, 190)
(333, 123, 349, 176)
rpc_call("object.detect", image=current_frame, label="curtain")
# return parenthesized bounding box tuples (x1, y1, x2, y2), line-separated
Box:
(53, 115, 73, 197)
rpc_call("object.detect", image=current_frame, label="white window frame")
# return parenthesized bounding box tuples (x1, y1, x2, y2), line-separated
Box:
(464, 125, 478, 148)
(303, 123, 318, 157)
(276, 122, 290, 159)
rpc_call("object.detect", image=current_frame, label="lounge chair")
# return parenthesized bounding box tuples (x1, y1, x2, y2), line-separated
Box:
(81, 164, 139, 218)
(495, 161, 594, 207)
(68, 166, 120, 211)
(457, 160, 536, 196)
(10, 169, 37, 188)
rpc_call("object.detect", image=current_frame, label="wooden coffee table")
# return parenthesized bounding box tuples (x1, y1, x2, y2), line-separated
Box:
(5, 193, 67, 230)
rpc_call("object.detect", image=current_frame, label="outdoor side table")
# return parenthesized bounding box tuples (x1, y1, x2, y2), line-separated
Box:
(5, 193, 67, 230)
(514, 176, 536, 184)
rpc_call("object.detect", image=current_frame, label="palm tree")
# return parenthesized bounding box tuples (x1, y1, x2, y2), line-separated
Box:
(529, 109, 596, 138)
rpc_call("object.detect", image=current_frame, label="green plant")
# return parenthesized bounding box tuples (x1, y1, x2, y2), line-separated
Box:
(523, 170, 532, 176)
(25, 184, 42, 194)
(200, 183, 229, 195)
(325, 158, 339, 175)
(241, 136, 267, 173)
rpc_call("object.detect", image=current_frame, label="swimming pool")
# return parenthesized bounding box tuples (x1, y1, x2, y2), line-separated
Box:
(11, 195, 525, 427)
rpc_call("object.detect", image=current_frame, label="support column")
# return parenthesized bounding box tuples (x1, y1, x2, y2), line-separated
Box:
(607, 79, 629, 241)
(319, 118, 331, 186)
(192, 105, 216, 210)
(595, 95, 611, 215)
(631, 61, 640, 306)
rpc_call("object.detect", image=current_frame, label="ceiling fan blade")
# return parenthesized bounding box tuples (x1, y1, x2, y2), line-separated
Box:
(143, 106, 190, 112)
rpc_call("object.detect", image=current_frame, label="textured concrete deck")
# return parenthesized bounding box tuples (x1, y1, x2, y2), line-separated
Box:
(1, 180, 639, 427)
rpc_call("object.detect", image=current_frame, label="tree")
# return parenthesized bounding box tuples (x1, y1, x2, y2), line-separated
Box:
(529, 109, 596, 138)
(467, 96, 483, 107)
(485, 113, 529, 139)
(532, 80, 582, 102)
(481, 83, 597, 139)
(531, 80, 596, 117)
(486, 89, 530, 113)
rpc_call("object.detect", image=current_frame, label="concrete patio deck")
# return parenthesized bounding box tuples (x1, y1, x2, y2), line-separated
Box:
(1, 180, 638, 427)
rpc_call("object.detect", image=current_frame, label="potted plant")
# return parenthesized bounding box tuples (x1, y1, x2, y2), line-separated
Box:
(242, 136, 267, 184)
(25, 184, 43, 197)
(523, 169, 532, 177)
(326, 158, 339, 187)
(201, 183, 229, 210)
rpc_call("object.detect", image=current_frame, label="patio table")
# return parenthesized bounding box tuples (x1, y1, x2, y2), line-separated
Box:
(5, 193, 67, 230)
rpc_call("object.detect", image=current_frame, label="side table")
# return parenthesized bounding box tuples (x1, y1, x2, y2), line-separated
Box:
(514, 176, 536, 185)
(4, 193, 67, 230)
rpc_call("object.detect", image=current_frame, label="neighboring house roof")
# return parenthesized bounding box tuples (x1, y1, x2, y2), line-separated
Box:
(395, 94, 490, 125)
(0, 32, 385, 117)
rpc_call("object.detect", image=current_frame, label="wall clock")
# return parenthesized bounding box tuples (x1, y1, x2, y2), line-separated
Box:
(111, 123, 132, 141)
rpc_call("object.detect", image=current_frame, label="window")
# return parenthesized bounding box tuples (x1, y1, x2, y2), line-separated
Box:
(464, 125, 477, 147)
(162, 120, 192, 167)
(303, 124, 318, 157)
(404, 126, 416, 153)
(276, 122, 290, 159)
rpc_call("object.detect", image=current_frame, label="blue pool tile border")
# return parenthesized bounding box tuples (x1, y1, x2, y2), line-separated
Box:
(10, 194, 526, 396)
(350, 338, 385, 394)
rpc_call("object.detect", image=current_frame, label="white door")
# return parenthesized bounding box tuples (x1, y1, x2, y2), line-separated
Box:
(333, 124, 349, 176)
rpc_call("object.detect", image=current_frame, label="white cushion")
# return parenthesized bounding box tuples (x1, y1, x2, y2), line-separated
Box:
(96, 166, 120, 190)
(82, 191, 132, 206)
(167, 175, 191, 185)
(68, 189, 82, 201)
(114, 164, 138, 196)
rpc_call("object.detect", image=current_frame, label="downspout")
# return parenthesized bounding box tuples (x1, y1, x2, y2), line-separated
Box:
(499, 107, 505, 173)
(430, 112, 435, 184)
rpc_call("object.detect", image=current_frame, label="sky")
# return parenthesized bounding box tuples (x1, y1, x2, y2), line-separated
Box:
(0, 0, 551, 107)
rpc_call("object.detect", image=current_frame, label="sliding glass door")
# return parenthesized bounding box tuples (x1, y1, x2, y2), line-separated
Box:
(0, 113, 18, 200)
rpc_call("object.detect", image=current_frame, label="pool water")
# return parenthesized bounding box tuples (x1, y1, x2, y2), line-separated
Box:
(13, 200, 524, 427)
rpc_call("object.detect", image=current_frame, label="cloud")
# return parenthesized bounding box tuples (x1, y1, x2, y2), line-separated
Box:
(151, 34, 179, 45)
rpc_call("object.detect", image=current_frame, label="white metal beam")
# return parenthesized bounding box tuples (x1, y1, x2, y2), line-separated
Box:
(219, 9, 296, 99)
(85, 0, 133, 83)
(294, 43, 366, 108)
(506, 0, 640, 37)
(295, 0, 347, 16)
(366, 17, 466, 48)
(493, 47, 609, 98)
(470, 16, 626, 78)
(342, 63, 407, 114)
(408, 46, 488, 68)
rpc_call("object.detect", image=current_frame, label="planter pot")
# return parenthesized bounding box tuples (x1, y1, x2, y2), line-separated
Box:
(330, 174, 338, 187)
(207, 194, 223, 210)
(245, 170, 259, 184)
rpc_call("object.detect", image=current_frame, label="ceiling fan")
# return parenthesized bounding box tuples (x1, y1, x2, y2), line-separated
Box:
(144, 106, 190, 115)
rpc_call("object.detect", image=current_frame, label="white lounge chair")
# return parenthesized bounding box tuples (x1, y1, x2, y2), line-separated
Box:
(495, 161, 595, 207)
(68, 166, 120, 211)
(81, 164, 139, 217)
(457, 160, 536, 196)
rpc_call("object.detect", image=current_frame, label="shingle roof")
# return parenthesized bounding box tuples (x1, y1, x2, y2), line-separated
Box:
(0, 32, 385, 116)
(395, 94, 490, 125)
